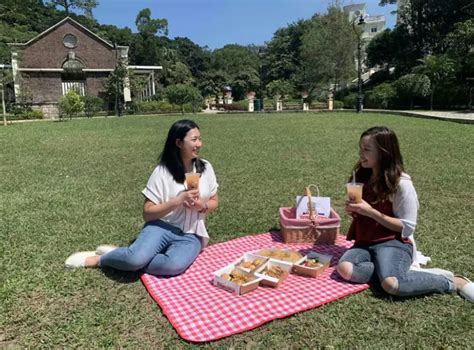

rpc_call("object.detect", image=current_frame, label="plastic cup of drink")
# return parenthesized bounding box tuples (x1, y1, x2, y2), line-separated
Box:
(185, 172, 200, 190)
(346, 183, 363, 203)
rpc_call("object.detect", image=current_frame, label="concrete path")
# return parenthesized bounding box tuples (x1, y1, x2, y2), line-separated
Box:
(365, 109, 474, 124)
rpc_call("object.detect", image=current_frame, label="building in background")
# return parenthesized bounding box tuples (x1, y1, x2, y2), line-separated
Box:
(343, 3, 386, 84)
(8, 17, 161, 118)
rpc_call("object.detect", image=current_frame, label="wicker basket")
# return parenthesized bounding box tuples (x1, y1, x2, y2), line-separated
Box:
(279, 186, 340, 244)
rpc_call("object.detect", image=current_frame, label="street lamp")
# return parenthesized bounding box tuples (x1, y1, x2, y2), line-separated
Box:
(352, 14, 365, 113)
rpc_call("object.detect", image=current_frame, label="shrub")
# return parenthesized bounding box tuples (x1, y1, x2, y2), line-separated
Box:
(58, 91, 84, 120)
(394, 73, 431, 109)
(81, 95, 103, 118)
(333, 100, 344, 109)
(19, 110, 44, 119)
(165, 84, 203, 114)
(342, 93, 358, 109)
(310, 101, 327, 109)
(366, 83, 397, 109)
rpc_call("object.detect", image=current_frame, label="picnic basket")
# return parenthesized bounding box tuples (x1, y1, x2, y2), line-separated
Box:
(279, 185, 340, 244)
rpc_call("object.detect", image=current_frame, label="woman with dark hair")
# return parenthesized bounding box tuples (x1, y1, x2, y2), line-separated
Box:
(65, 119, 219, 276)
(337, 126, 473, 302)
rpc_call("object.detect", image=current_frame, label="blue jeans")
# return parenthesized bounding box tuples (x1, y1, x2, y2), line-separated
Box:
(339, 239, 455, 296)
(99, 220, 202, 276)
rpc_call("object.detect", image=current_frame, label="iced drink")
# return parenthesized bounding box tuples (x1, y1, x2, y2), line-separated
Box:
(185, 172, 200, 190)
(346, 183, 363, 203)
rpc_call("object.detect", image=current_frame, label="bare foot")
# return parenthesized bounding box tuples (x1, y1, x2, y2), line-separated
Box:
(84, 255, 100, 268)
(454, 276, 468, 291)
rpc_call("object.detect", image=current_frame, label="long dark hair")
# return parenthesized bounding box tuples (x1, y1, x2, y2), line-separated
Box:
(159, 119, 206, 183)
(350, 126, 404, 201)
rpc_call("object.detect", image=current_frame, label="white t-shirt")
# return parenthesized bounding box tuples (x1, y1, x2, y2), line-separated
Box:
(389, 173, 430, 267)
(142, 159, 218, 247)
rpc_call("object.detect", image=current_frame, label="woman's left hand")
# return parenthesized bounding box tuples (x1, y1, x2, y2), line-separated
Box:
(345, 199, 375, 218)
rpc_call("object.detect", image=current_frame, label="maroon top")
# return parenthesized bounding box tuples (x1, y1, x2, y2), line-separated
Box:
(347, 184, 409, 245)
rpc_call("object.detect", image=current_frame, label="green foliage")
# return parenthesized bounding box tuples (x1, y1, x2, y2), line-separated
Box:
(135, 8, 168, 37)
(58, 90, 84, 120)
(47, 0, 99, 16)
(132, 100, 186, 114)
(342, 93, 358, 109)
(265, 79, 293, 99)
(394, 73, 431, 108)
(366, 83, 397, 109)
(260, 20, 309, 89)
(81, 95, 103, 118)
(300, 6, 355, 93)
(333, 100, 344, 109)
(413, 55, 457, 110)
(9, 109, 44, 120)
(165, 84, 203, 114)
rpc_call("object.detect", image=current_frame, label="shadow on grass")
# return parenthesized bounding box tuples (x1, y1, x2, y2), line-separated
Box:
(100, 267, 141, 283)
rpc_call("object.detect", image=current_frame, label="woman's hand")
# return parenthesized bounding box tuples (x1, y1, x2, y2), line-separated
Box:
(179, 188, 200, 208)
(345, 199, 375, 218)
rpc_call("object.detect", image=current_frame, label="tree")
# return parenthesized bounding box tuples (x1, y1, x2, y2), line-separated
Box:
(260, 20, 310, 89)
(394, 73, 431, 108)
(265, 80, 293, 99)
(81, 95, 103, 117)
(47, 0, 99, 16)
(300, 6, 355, 95)
(58, 90, 84, 120)
(413, 55, 457, 110)
(104, 59, 128, 116)
(165, 84, 202, 114)
(135, 8, 168, 37)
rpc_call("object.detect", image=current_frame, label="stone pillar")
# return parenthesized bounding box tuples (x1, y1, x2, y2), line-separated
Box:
(247, 92, 256, 112)
(218, 95, 224, 104)
(328, 92, 334, 111)
(303, 102, 309, 111)
(248, 99, 254, 112)
(11, 52, 20, 98)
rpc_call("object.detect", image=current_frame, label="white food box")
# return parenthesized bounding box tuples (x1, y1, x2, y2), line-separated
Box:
(254, 259, 293, 288)
(213, 263, 262, 295)
(233, 253, 268, 273)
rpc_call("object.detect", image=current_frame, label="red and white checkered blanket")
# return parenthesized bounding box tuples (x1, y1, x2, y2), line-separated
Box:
(141, 232, 368, 342)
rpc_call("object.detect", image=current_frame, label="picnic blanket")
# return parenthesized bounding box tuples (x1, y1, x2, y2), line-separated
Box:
(141, 232, 369, 342)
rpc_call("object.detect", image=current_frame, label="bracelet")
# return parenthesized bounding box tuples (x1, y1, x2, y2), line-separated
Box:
(199, 202, 209, 213)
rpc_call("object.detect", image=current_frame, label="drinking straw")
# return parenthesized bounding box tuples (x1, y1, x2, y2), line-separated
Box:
(353, 171, 356, 184)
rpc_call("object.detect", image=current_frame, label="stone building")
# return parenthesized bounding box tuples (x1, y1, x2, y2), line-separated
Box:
(8, 17, 161, 118)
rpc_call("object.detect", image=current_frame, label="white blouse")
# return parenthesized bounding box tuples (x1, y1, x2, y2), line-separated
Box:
(142, 160, 218, 247)
(390, 173, 430, 267)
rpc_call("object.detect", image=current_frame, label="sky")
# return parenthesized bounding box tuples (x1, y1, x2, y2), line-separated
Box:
(92, 0, 398, 49)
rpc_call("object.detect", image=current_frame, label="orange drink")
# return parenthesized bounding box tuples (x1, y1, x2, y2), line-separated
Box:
(185, 172, 200, 190)
(346, 183, 363, 203)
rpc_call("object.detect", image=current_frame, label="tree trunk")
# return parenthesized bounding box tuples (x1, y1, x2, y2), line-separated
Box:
(2, 88, 6, 126)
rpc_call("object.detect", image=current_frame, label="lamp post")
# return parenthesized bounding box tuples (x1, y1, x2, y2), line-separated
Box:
(352, 14, 365, 113)
(113, 43, 122, 117)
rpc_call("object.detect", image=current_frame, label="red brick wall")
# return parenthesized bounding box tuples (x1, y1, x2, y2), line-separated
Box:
(20, 21, 116, 69)
(22, 72, 62, 103)
(16, 19, 118, 105)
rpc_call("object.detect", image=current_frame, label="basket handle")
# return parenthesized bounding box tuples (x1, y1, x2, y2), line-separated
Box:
(305, 186, 317, 224)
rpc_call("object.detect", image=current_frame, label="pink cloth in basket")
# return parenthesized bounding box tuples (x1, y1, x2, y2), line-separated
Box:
(141, 232, 368, 343)
(279, 207, 341, 227)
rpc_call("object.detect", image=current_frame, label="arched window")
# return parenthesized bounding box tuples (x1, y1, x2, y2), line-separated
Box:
(61, 51, 86, 95)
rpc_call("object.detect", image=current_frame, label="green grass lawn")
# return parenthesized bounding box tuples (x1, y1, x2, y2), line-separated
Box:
(1, 112, 473, 348)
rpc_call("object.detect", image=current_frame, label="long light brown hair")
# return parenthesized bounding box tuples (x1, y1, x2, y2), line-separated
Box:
(350, 126, 404, 201)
